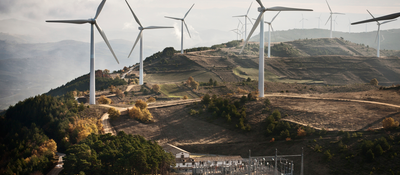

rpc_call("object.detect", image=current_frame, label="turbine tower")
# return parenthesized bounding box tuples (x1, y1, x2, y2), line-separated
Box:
(125, 0, 173, 85)
(317, 14, 322, 28)
(46, 0, 119, 105)
(165, 4, 195, 54)
(233, 2, 254, 41)
(366, 10, 396, 57)
(240, 0, 312, 98)
(254, 12, 281, 58)
(325, 0, 345, 38)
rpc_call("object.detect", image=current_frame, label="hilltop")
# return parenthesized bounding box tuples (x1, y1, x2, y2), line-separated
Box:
(250, 28, 400, 50)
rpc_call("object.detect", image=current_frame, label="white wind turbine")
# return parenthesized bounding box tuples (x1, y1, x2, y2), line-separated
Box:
(165, 4, 195, 54)
(240, 0, 312, 98)
(233, 2, 254, 41)
(299, 14, 308, 29)
(366, 10, 397, 58)
(46, 0, 119, 105)
(317, 14, 322, 28)
(325, 0, 345, 38)
(125, 0, 173, 85)
(254, 11, 281, 58)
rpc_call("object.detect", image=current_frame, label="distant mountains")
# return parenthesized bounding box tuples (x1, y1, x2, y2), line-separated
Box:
(250, 28, 400, 50)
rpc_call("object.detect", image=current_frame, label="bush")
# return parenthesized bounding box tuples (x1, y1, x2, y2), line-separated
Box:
(271, 110, 281, 121)
(108, 108, 120, 120)
(297, 127, 307, 137)
(202, 94, 211, 104)
(375, 144, 384, 156)
(237, 87, 249, 94)
(370, 78, 379, 86)
(97, 95, 112, 104)
(183, 95, 189, 100)
(264, 98, 271, 106)
(135, 100, 148, 110)
(382, 117, 399, 130)
(189, 109, 199, 116)
(324, 150, 334, 161)
(152, 84, 160, 93)
(280, 129, 290, 139)
(147, 97, 156, 103)
(116, 89, 125, 98)
(366, 149, 375, 162)
(314, 144, 322, 152)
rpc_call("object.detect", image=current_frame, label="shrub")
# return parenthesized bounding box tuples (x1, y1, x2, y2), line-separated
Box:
(189, 109, 198, 116)
(152, 84, 160, 93)
(202, 94, 211, 104)
(382, 117, 399, 130)
(375, 144, 384, 156)
(135, 100, 148, 110)
(280, 129, 290, 139)
(116, 89, 125, 98)
(264, 98, 271, 106)
(314, 144, 322, 152)
(286, 137, 292, 141)
(271, 110, 281, 121)
(147, 97, 156, 103)
(366, 149, 375, 162)
(370, 78, 379, 86)
(237, 87, 249, 94)
(108, 108, 120, 120)
(109, 85, 116, 93)
(97, 95, 112, 104)
(183, 95, 189, 100)
(324, 150, 334, 161)
(270, 138, 275, 143)
(297, 127, 307, 137)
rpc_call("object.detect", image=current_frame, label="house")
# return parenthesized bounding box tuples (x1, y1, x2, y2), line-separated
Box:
(162, 144, 243, 170)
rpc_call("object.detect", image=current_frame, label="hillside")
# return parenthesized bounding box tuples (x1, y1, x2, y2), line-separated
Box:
(250, 28, 400, 50)
(142, 38, 400, 86)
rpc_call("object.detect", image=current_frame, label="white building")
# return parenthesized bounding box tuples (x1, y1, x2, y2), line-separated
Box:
(162, 144, 243, 170)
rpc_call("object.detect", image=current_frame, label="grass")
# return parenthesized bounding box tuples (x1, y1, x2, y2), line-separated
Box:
(159, 84, 194, 99)
(233, 66, 324, 84)
(145, 70, 222, 83)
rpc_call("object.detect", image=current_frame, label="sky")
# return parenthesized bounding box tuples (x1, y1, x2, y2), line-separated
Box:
(0, 0, 399, 58)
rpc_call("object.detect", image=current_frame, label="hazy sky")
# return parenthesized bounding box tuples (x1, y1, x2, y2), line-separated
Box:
(0, 0, 399, 55)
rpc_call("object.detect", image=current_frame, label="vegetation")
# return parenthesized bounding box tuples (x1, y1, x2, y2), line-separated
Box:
(63, 132, 175, 175)
(382, 117, 399, 130)
(128, 100, 153, 123)
(108, 108, 120, 120)
(370, 78, 379, 86)
(97, 95, 112, 104)
(47, 70, 127, 97)
(152, 84, 161, 94)
(268, 42, 301, 57)
(0, 93, 101, 174)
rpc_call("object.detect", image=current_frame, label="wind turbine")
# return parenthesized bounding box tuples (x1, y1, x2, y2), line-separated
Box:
(299, 14, 308, 29)
(333, 16, 338, 31)
(165, 4, 195, 54)
(46, 0, 119, 105)
(317, 14, 322, 28)
(254, 11, 281, 58)
(352, 12, 400, 24)
(233, 2, 254, 41)
(348, 18, 351, 33)
(325, 0, 345, 38)
(125, 0, 173, 85)
(366, 10, 396, 57)
(240, 0, 312, 98)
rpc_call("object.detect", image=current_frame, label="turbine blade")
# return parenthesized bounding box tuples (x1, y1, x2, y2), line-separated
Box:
(183, 21, 192, 38)
(381, 19, 397, 25)
(184, 4, 195, 19)
(256, 0, 265, 9)
(125, 0, 142, 27)
(46, 19, 91, 24)
(266, 6, 313, 11)
(144, 26, 174, 29)
(332, 12, 345, 15)
(128, 30, 143, 58)
(238, 18, 244, 25)
(247, 16, 254, 25)
(325, 15, 332, 25)
(240, 11, 263, 54)
(367, 10, 376, 19)
(94, 0, 106, 19)
(233, 15, 246, 17)
(271, 24, 275, 32)
(326, 0, 332, 12)
(95, 23, 119, 64)
(165, 16, 182, 20)
(246, 2, 253, 15)
(352, 12, 400, 25)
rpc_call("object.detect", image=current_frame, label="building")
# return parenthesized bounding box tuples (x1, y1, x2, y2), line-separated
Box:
(162, 144, 243, 170)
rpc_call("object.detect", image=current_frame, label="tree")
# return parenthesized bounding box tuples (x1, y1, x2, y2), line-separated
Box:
(135, 100, 148, 110)
(190, 81, 200, 90)
(202, 94, 211, 104)
(370, 78, 379, 86)
(152, 84, 161, 94)
(103, 69, 110, 74)
(108, 108, 120, 120)
(186, 76, 194, 86)
(209, 78, 214, 85)
(147, 97, 156, 103)
(382, 117, 399, 130)
(98, 95, 112, 104)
